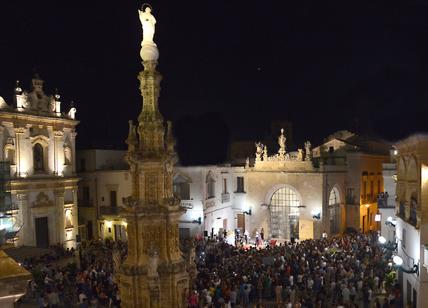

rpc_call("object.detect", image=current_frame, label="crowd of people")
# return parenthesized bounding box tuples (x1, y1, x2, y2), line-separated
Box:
(20, 239, 126, 307)
(17, 232, 400, 308)
(190, 232, 399, 307)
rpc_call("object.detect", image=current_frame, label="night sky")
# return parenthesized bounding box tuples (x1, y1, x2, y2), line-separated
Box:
(1, 1, 428, 164)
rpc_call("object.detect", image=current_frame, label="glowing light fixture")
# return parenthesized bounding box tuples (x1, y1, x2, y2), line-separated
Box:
(393, 255, 403, 266)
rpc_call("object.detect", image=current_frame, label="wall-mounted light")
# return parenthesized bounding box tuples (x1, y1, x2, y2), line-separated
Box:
(392, 255, 418, 274)
(385, 216, 396, 227)
(192, 217, 202, 225)
(311, 209, 321, 220)
(378, 235, 397, 251)
(243, 209, 252, 216)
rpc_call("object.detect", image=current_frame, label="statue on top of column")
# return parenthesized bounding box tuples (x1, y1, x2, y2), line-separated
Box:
(139, 5, 156, 45)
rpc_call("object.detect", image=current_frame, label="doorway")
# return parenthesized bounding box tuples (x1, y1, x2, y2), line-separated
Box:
(35, 217, 49, 248)
(87, 221, 93, 240)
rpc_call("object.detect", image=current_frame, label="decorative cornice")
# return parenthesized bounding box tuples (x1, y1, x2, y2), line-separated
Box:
(0, 110, 79, 128)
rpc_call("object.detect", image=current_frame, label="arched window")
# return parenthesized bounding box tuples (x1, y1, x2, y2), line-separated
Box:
(33, 143, 44, 172)
(206, 172, 215, 199)
(173, 175, 191, 200)
(329, 188, 340, 205)
(270, 186, 300, 240)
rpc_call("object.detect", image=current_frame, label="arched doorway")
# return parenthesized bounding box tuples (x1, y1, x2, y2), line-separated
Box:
(329, 187, 341, 234)
(270, 186, 300, 240)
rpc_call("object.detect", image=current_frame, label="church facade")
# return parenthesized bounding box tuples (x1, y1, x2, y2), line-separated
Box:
(0, 76, 79, 248)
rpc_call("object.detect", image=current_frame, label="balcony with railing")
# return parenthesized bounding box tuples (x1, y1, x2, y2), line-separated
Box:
(377, 193, 394, 208)
(78, 199, 94, 207)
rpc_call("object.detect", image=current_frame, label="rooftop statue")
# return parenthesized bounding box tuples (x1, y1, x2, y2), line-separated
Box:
(139, 5, 156, 45)
(278, 128, 286, 159)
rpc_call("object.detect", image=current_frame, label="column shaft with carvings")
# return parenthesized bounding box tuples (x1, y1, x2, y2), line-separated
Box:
(119, 6, 189, 308)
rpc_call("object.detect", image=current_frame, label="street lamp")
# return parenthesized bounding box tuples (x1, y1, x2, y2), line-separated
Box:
(243, 209, 252, 216)
(392, 255, 419, 274)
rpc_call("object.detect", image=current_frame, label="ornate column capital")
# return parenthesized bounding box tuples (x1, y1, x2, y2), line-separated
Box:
(54, 130, 64, 138)
(14, 127, 26, 134)
(16, 193, 28, 202)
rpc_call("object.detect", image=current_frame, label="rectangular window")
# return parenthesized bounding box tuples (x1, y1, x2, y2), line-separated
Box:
(110, 190, 117, 207)
(402, 228, 406, 249)
(83, 187, 90, 203)
(80, 158, 86, 172)
(363, 181, 367, 200)
(236, 177, 245, 193)
(377, 179, 381, 195)
(223, 178, 228, 194)
(370, 180, 374, 199)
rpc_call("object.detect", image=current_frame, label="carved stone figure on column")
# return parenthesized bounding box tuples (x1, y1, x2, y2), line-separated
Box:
(305, 141, 312, 161)
(139, 5, 156, 44)
(139, 5, 159, 62)
(147, 250, 159, 278)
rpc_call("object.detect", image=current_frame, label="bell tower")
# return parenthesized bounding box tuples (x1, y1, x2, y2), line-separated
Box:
(118, 5, 189, 308)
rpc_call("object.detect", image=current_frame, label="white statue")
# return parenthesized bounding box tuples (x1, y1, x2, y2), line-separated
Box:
(263, 146, 268, 161)
(305, 141, 312, 161)
(68, 107, 77, 120)
(147, 250, 159, 277)
(297, 149, 303, 161)
(139, 6, 156, 44)
(278, 128, 286, 159)
(278, 128, 286, 150)
(0, 96, 8, 109)
(255, 142, 263, 161)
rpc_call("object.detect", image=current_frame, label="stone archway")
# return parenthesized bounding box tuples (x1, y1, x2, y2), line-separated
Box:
(328, 186, 341, 235)
(268, 185, 301, 240)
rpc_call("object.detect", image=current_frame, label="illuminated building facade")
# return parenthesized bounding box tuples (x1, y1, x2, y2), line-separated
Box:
(394, 134, 428, 308)
(0, 76, 79, 248)
(77, 130, 391, 245)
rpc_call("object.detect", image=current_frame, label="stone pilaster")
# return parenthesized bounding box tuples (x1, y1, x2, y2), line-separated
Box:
(53, 131, 64, 176)
(70, 131, 77, 174)
(16, 194, 31, 246)
(14, 127, 26, 178)
(54, 189, 65, 244)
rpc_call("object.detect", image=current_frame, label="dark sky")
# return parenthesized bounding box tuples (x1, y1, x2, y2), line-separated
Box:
(1, 1, 428, 164)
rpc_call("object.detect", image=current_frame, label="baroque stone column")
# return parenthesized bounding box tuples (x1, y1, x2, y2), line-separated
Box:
(119, 6, 189, 308)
